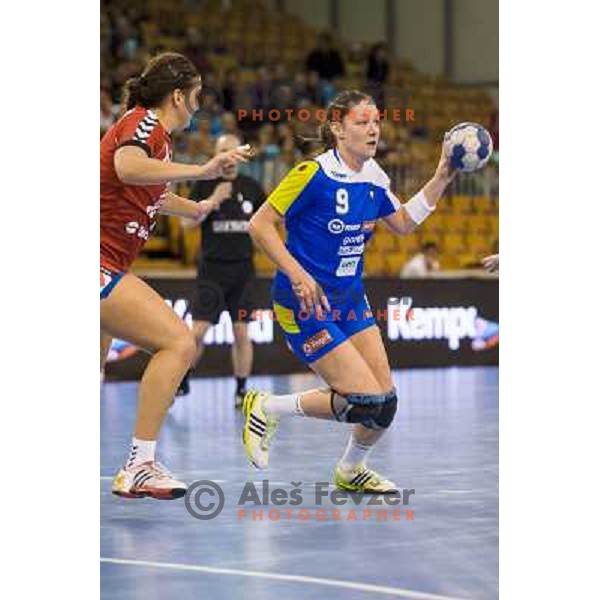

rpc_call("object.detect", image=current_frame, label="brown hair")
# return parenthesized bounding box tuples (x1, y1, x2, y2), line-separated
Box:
(121, 52, 199, 113)
(309, 89, 375, 153)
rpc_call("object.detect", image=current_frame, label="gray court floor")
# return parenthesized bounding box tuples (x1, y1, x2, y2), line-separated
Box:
(101, 367, 498, 599)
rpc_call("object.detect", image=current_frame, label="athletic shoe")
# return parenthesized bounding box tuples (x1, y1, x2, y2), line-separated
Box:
(242, 390, 279, 469)
(334, 463, 399, 494)
(112, 461, 187, 500)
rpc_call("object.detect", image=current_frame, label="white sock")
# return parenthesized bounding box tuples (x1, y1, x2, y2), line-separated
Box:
(127, 437, 156, 469)
(263, 393, 305, 417)
(339, 435, 373, 472)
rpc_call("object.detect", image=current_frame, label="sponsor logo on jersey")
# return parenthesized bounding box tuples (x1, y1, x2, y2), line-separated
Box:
(342, 234, 365, 245)
(124, 221, 149, 239)
(328, 219, 345, 234)
(328, 220, 362, 234)
(330, 170, 348, 179)
(335, 256, 361, 277)
(338, 244, 365, 256)
(302, 329, 334, 356)
(362, 220, 376, 232)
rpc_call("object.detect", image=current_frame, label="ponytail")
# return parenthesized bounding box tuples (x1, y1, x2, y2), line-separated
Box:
(122, 76, 144, 113)
(119, 52, 199, 115)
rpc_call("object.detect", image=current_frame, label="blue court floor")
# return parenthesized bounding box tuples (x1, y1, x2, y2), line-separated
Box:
(101, 367, 498, 600)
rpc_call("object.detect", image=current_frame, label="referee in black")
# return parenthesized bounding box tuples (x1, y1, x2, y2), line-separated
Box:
(178, 134, 266, 406)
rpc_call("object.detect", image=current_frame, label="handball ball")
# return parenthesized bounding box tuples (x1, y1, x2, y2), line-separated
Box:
(445, 122, 493, 172)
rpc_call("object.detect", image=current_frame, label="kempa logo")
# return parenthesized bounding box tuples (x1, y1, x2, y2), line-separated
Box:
(387, 297, 478, 350)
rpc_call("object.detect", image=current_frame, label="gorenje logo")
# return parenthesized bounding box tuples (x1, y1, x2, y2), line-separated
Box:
(386, 297, 478, 350)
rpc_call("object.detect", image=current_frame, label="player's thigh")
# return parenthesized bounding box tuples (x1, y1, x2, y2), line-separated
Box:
(348, 325, 394, 392)
(310, 339, 383, 395)
(100, 272, 194, 355)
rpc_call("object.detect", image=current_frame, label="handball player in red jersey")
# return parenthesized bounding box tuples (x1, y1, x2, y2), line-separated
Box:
(101, 52, 252, 499)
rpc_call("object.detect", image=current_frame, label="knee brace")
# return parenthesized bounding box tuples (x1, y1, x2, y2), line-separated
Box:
(330, 389, 398, 430)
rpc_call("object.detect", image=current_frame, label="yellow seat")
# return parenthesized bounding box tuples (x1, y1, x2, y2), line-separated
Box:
(442, 233, 467, 253)
(466, 215, 492, 235)
(442, 214, 469, 234)
(373, 232, 396, 251)
(364, 253, 385, 276)
(489, 215, 499, 236)
(384, 253, 407, 275)
(465, 233, 491, 254)
(451, 195, 475, 215)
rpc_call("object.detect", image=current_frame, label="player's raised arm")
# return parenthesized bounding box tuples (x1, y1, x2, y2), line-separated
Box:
(383, 143, 455, 235)
(114, 144, 253, 186)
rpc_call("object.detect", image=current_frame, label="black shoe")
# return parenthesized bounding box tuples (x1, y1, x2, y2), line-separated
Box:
(176, 372, 191, 397)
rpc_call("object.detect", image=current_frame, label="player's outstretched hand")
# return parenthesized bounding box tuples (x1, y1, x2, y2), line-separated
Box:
(291, 270, 331, 314)
(481, 253, 499, 273)
(202, 145, 255, 179)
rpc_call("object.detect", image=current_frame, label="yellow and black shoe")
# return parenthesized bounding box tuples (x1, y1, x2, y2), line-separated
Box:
(242, 390, 279, 469)
(334, 463, 399, 494)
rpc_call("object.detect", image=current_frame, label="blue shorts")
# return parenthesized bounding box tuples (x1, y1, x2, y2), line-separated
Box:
(273, 294, 376, 364)
(100, 264, 124, 300)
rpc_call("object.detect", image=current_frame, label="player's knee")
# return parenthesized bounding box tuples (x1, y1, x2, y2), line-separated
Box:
(331, 389, 397, 430)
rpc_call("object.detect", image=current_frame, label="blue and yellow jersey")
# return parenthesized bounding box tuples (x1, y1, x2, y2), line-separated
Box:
(269, 148, 401, 308)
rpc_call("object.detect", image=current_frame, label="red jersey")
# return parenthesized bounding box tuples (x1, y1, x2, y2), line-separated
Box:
(100, 107, 172, 271)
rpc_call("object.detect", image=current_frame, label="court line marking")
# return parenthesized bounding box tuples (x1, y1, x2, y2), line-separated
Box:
(100, 557, 468, 600)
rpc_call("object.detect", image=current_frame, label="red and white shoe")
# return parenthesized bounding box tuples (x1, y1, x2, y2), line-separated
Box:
(112, 461, 187, 500)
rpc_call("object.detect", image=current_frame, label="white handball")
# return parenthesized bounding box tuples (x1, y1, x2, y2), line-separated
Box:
(444, 122, 493, 172)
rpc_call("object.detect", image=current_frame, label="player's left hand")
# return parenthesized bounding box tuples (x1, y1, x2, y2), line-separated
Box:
(194, 199, 220, 223)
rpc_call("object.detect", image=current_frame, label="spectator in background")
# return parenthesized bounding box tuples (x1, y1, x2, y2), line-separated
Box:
(366, 42, 389, 104)
(346, 42, 366, 79)
(184, 26, 212, 73)
(100, 88, 117, 132)
(220, 112, 240, 137)
(253, 66, 275, 113)
(222, 68, 241, 113)
(305, 33, 345, 81)
(401, 242, 441, 278)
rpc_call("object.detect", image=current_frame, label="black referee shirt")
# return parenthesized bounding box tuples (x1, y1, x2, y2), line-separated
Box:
(190, 174, 266, 262)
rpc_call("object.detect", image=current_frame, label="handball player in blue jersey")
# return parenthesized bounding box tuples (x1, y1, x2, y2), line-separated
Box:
(243, 90, 455, 493)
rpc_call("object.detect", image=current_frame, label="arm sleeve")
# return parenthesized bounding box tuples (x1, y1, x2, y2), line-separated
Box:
(268, 161, 319, 219)
(115, 110, 161, 157)
(378, 187, 402, 218)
